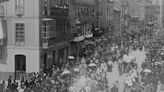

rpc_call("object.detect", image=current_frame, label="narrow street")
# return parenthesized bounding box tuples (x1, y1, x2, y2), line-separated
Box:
(0, 0, 164, 92)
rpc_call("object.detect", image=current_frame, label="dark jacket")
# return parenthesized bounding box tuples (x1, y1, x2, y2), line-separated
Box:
(111, 86, 118, 92)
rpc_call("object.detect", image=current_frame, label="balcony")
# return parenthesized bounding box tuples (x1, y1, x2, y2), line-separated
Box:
(48, 33, 74, 46)
(42, 34, 73, 49)
(51, 7, 69, 18)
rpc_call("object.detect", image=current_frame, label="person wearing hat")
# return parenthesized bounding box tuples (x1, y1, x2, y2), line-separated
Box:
(79, 57, 87, 76)
(111, 84, 118, 92)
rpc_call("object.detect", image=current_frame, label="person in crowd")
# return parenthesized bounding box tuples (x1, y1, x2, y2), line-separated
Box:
(124, 86, 131, 92)
(9, 80, 18, 92)
(115, 81, 119, 89)
(107, 57, 113, 72)
(134, 79, 142, 92)
(0, 80, 6, 92)
(8, 75, 12, 87)
(125, 74, 133, 87)
(111, 84, 118, 92)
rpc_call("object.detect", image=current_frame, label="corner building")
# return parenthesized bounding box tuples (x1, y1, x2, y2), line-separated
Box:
(0, 0, 73, 80)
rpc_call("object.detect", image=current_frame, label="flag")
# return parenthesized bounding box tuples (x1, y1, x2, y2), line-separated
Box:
(0, 20, 3, 39)
(0, 19, 7, 64)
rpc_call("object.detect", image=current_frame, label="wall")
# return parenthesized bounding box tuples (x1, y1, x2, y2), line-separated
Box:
(0, 0, 41, 80)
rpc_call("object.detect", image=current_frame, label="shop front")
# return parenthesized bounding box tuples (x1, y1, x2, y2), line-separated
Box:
(41, 42, 71, 69)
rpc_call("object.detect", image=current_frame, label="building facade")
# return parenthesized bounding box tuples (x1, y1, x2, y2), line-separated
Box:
(69, 0, 94, 58)
(144, 4, 160, 28)
(162, 0, 164, 28)
(113, 8, 121, 36)
(0, 0, 74, 80)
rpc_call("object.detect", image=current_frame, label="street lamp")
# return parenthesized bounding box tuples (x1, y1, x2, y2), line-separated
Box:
(75, 18, 81, 62)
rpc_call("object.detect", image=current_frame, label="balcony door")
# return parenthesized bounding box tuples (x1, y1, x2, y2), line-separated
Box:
(15, 54, 26, 80)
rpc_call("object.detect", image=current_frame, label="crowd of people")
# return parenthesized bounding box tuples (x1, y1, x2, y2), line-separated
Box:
(0, 28, 164, 92)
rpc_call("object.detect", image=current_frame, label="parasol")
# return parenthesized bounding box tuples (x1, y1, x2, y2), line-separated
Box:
(68, 56, 75, 60)
(62, 69, 71, 75)
(84, 40, 95, 45)
(143, 69, 151, 73)
(155, 62, 161, 65)
(51, 80, 55, 84)
(81, 57, 86, 64)
(88, 63, 96, 67)
(123, 55, 133, 63)
(73, 68, 80, 72)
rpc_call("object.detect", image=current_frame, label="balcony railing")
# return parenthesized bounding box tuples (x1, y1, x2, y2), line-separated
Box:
(42, 33, 74, 49)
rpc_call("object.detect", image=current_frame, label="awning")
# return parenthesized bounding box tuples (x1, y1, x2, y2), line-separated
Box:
(84, 33, 93, 38)
(42, 18, 54, 21)
(95, 28, 100, 30)
(0, 20, 4, 39)
(84, 40, 95, 45)
(73, 36, 85, 42)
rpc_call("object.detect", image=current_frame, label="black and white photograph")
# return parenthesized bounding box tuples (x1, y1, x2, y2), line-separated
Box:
(0, 0, 164, 92)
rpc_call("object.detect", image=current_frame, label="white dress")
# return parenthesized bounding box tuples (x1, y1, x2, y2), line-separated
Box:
(17, 86, 24, 92)
(160, 84, 164, 92)
(125, 76, 133, 87)
(69, 86, 76, 92)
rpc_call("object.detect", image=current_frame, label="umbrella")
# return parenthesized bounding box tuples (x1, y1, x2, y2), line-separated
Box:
(68, 56, 75, 60)
(143, 69, 151, 73)
(155, 62, 161, 64)
(81, 57, 86, 64)
(88, 63, 96, 67)
(51, 80, 55, 84)
(84, 41, 95, 45)
(62, 69, 71, 75)
(73, 68, 80, 72)
(123, 55, 132, 63)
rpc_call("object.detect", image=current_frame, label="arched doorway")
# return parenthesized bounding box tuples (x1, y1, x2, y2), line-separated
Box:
(15, 55, 26, 80)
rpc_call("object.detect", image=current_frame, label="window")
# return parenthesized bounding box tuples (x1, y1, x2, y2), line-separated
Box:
(43, 0, 48, 15)
(42, 20, 56, 45)
(63, 0, 68, 6)
(107, 6, 108, 12)
(75, 10, 77, 19)
(64, 21, 68, 34)
(15, 0, 24, 16)
(0, 6, 4, 17)
(57, 0, 62, 6)
(43, 0, 51, 16)
(42, 21, 49, 45)
(15, 23, 25, 46)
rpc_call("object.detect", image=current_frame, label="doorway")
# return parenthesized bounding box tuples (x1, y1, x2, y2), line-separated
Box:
(15, 55, 26, 80)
